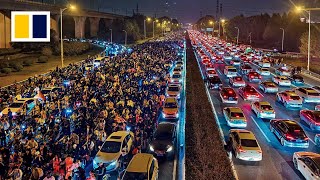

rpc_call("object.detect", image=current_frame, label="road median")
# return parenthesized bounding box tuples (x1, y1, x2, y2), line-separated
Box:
(185, 34, 235, 180)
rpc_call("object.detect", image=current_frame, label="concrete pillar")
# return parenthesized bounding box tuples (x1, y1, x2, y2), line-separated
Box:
(0, 11, 11, 48)
(89, 17, 100, 37)
(104, 18, 113, 27)
(50, 15, 59, 34)
(74, 16, 86, 39)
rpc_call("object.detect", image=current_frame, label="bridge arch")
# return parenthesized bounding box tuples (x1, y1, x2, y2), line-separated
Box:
(58, 15, 75, 39)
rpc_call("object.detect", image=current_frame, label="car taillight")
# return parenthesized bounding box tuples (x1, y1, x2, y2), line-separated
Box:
(239, 146, 246, 153)
(250, 75, 254, 78)
(259, 75, 262, 79)
(285, 134, 294, 140)
(304, 137, 309, 141)
(223, 95, 227, 98)
(257, 150, 262, 153)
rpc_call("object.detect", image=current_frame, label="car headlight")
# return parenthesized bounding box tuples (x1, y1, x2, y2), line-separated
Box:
(166, 146, 173, 152)
(150, 145, 155, 152)
(12, 112, 17, 116)
(162, 112, 166, 118)
(175, 113, 179, 117)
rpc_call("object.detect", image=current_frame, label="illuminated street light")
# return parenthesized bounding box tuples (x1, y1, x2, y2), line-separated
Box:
(295, 6, 320, 71)
(60, 4, 76, 68)
(218, 19, 225, 38)
(209, 21, 214, 36)
(152, 19, 158, 38)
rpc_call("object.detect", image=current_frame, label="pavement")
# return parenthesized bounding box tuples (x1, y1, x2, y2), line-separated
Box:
(193, 41, 320, 179)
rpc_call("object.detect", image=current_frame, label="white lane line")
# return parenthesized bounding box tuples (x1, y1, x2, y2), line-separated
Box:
(309, 138, 316, 145)
(173, 157, 177, 180)
(217, 69, 222, 76)
(250, 116, 271, 143)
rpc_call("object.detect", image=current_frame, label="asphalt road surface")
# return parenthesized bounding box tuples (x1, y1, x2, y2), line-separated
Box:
(194, 40, 320, 180)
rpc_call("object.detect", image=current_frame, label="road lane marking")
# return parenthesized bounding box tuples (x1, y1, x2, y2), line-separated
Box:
(217, 69, 222, 76)
(173, 157, 177, 180)
(250, 116, 271, 143)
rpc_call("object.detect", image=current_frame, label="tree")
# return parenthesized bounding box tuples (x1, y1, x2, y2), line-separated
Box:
(300, 29, 320, 57)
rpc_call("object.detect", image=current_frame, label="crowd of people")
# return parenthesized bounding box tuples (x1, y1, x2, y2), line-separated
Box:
(0, 37, 183, 180)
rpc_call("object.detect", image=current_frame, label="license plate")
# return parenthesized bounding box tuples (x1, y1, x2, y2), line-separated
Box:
(229, 97, 233, 100)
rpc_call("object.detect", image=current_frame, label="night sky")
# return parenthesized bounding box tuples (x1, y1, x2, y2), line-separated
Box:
(75, 0, 320, 23)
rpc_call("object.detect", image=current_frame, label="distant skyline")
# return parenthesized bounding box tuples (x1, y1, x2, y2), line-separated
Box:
(49, 0, 320, 22)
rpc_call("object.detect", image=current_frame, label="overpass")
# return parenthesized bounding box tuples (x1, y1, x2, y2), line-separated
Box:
(0, 0, 126, 48)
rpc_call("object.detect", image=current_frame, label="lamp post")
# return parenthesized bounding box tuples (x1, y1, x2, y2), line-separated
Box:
(220, 19, 225, 38)
(144, 17, 151, 39)
(153, 19, 158, 38)
(295, 7, 320, 71)
(209, 21, 214, 36)
(60, 5, 76, 68)
(109, 29, 112, 43)
(123, 30, 127, 46)
(280, 28, 284, 52)
(248, 32, 252, 45)
(235, 27, 239, 45)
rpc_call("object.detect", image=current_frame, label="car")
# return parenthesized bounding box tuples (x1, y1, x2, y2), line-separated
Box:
(170, 73, 182, 84)
(176, 61, 183, 68)
(219, 87, 238, 104)
(275, 67, 291, 76)
(259, 81, 279, 93)
(316, 105, 320, 111)
(206, 76, 222, 89)
(228, 129, 262, 161)
(251, 101, 275, 119)
(223, 107, 247, 128)
(313, 86, 320, 92)
(166, 84, 181, 99)
(0, 98, 36, 118)
(224, 66, 237, 77)
(201, 56, 210, 65)
(94, 57, 105, 67)
(215, 55, 224, 63)
(258, 60, 271, 68)
(172, 67, 182, 75)
(247, 71, 262, 82)
(149, 122, 176, 159)
(121, 153, 159, 180)
(300, 110, 320, 131)
(230, 59, 241, 66)
(238, 85, 260, 101)
(272, 76, 291, 86)
(93, 131, 134, 170)
(229, 76, 246, 87)
(289, 74, 304, 84)
(240, 64, 253, 75)
(293, 152, 320, 180)
(41, 87, 63, 96)
(205, 63, 215, 71)
(295, 87, 320, 103)
(162, 97, 179, 119)
(276, 90, 303, 108)
(270, 119, 309, 148)
(206, 69, 217, 77)
(85, 64, 94, 71)
(257, 68, 270, 76)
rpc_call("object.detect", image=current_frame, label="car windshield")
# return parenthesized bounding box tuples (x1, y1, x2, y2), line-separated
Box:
(309, 92, 320, 96)
(122, 172, 148, 180)
(100, 141, 121, 153)
(261, 105, 273, 110)
(241, 139, 259, 148)
(155, 130, 172, 140)
(280, 77, 288, 80)
(261, 68, 268, 71)
(231, 112, 244, 118)
(9, 102, 23, 108)
(172, 74, 181, 78)
(228, 68, 237, 72)
(165, 102, 177, 108)
(168, 86, 179, 91)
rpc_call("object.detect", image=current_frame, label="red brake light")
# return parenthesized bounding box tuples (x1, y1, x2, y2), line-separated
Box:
(239, 146, 246, 153)
(228, 90, 233, 94)
(223, 95, 227, 98)
(285, 134, 294, 140)
(250, 75, 254, 78)
(304, 137, 309, 141)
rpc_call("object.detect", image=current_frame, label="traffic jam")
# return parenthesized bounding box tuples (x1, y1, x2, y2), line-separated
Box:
(188, 30, 320, 179)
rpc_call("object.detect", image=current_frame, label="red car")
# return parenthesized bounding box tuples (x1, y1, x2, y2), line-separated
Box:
(247, 72, 262, 82)
(300, 110, 320, 131)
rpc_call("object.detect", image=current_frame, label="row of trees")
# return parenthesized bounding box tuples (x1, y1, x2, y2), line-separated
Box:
(196, 13, 320, 55)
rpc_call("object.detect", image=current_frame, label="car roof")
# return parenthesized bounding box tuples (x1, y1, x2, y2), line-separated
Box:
(106, 131, 130, 142)
(157, 123, 175, 133)
(165, 97, 177, 103)
(285, 91, 298, 96)
(302, 87, 318, 93)
(258, 101, 271, 106)
(126, 153, 153, 173)
(231, 129, 256, 140)
(228, 107, 243, 113)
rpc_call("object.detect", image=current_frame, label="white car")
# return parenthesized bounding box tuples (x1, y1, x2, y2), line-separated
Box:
(85, 64, 94, 71)
(170, 73, 182, 84)
(295, 87, 320, 103)
(251, 101, 275, 119)
(258, 60, 271, 68)
(293, 152, 320, 180)
(276, 90, 303, 108)
(229, 76, 246, 87)
(0, 98, 36, 118)
(257, 68, 270, 76)
(224, 66, 238, 78)
(229, 129, 262, 161)
(223, 107, 247, 128)
(275, 67, 291, 76)
(272, 76, 291, 86)
(259, 81, 278, 93)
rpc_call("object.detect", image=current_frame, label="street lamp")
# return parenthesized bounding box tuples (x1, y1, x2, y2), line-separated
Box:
(295, 6, 320, 71)
(220, 19, 225, 38)
(209, 21, 214, 36)
(109, 29, 112, 43)
(144, 17, 151, 39)
(122, 30, 127, 46)
(218, 19, 225, 38)
(152, 19, 158, 38)
(280, 28, 284, 52)
(235, 27, 239, 45)
(60, 4, 76, 68)
(248, 32, 252, 45)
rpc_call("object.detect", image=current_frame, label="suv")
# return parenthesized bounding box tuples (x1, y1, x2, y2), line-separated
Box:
(219, 87, 238, 104)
